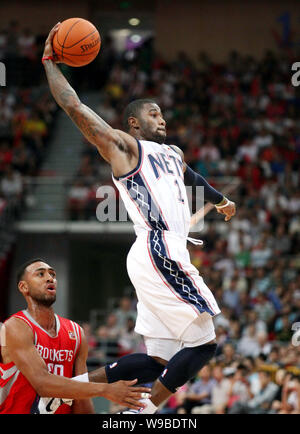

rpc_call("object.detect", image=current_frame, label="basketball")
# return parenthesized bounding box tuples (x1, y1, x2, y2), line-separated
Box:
(52, 18, 101, 67)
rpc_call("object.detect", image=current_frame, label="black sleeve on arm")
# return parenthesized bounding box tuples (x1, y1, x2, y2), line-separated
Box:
(184, 165, 224, 205)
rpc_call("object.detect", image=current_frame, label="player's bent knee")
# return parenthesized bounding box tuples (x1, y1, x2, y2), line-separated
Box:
(158, 343, 217, 393)
(151, 356, 168, 366)
(105, 353, 165, 384)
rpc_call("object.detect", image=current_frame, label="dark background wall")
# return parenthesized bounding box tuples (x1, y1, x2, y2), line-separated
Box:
(155, 0, 300, 61)
(69, 237, 133, 322)
(1, 0, 299, 60)
(0, 0, 89, 34)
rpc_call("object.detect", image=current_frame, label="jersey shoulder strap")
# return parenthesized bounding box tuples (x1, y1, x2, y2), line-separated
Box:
(10, 311, 37, 344)
(9, 311, 35, 332)
(169, 144, 184, 161)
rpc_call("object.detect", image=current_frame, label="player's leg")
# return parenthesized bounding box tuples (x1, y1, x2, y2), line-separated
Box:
(143, 340, 217, 412)
(88, 353, 166, 384)
(87, 334, 175, 386)
(133, 313, 217, 414)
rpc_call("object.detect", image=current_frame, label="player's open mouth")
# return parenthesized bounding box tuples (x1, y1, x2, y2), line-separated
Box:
(46, 285, 56, 293)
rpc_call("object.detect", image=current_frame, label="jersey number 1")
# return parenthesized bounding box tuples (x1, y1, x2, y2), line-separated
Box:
(174, 179, 185, 203)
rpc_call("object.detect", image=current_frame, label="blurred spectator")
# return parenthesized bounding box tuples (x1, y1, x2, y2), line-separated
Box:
(226, 364, 252, 411)
(113, 296, 137, 329)
(274, 315, 292, 342)
(192, 365, 231, 414)
(222, 278, 240, 314)
(255, 331, 272, 357)
(250, 240, 272, 268)
(104, 313, 121, 340)
(269, 368, 289, 413)
(278, 374, 300, 414)
(253, 127, 273, 149)
(180, 366, 216, 413)
(237, 324, 261, 357)
(245, 310, 267, 334)
(93, 321, 119, 365)
(18, 28, 36, 60)
(159, 385, 188, 414)
(0, 165, 22, 198)
(97, 97, 118, 125)
(216, 342, 240, 366)
(118, 317, 141, 357)
(228, 370, 279, 414)
(67, 180, 90, 220)
(80, 322, 98, 355)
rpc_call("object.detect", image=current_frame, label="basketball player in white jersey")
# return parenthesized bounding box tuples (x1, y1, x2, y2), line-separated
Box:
(43, 24, 236, 414)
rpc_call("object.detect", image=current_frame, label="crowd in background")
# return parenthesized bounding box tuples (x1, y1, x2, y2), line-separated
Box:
(0, 87, 57, 209)
(0, 22, 57, 214)
(1, 21, 300, 413)
(0, 22, 58, 309)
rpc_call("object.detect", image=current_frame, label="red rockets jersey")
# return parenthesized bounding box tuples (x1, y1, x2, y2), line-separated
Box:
(0, 310, 82, 414)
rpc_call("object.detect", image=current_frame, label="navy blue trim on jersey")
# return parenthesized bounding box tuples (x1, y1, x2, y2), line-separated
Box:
(149, 230, 215, 316)
(113, 139, 142, 180)
(122, 173, 169, 231)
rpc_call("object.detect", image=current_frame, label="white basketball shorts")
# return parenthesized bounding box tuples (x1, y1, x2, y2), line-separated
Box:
(126, 230, 220, 346)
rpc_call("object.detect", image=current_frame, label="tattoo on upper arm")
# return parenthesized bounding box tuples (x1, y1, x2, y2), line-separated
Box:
(44, 61, 129, 156)
(68, 106, 103, 144)
(83, 106, 128, 153)
(60, 89, 78, 107)
(68, 105, 128, 155)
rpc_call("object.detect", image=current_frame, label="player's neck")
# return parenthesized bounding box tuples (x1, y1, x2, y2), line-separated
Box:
(26, 304, 56, 334)
(131, 131, 144, 141)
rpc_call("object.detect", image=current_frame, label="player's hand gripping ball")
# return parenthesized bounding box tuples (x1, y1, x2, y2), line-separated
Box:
(52, 18, 101, 67)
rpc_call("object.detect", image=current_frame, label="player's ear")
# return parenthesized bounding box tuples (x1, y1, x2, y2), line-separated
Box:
(128, 116, 139, 131)
(18, 280, 28, 296)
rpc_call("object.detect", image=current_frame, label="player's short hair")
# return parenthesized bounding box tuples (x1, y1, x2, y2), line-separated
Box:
(16, 258, 46, 284)
(122, 98, 156, 131)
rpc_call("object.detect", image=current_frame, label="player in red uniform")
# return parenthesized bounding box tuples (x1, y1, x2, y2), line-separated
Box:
(0, 259, 151, 414)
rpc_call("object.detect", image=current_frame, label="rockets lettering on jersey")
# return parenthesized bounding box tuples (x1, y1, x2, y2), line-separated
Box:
(113, 140, 191, 238)
(35, 345, 74, 363)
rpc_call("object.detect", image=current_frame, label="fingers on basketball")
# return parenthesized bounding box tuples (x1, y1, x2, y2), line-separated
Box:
(47, 23, 60, 42)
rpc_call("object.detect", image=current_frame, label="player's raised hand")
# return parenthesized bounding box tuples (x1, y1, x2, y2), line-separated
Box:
(215, 198, 236, 222)
(103, 379, 151, 410)
(42, 22, 61, 62)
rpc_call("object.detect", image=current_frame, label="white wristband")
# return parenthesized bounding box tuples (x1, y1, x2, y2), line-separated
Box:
(72, 372, 89, 383)
(215, 198, 229, 209)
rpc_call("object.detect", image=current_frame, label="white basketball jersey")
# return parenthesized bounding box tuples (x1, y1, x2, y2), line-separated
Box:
(112, 139, 191, 237)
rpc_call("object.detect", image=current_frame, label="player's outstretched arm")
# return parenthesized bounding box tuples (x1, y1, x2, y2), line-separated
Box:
(3, 318, 151, 409)
(42, 24, 138, 176)
(170, 144, 236, 221)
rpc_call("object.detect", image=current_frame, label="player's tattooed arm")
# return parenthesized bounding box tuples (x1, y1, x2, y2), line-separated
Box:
(42, 24, 138, 168)
(43, 61, 124, 162)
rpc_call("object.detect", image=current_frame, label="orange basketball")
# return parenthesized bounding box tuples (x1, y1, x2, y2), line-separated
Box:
(52, 18, 101, 67)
